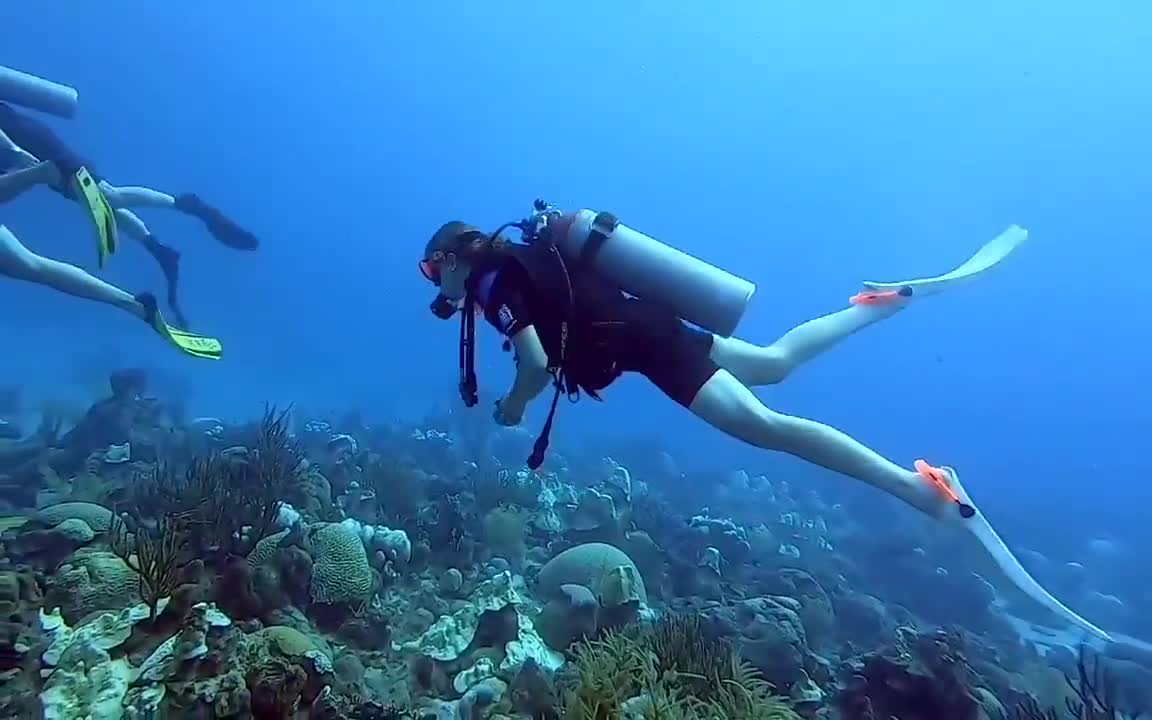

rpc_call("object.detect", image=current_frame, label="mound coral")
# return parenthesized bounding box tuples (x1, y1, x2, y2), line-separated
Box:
(537, 542, 647, 607)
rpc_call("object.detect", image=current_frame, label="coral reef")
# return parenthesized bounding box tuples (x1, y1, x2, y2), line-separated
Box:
(0, 383, 1145, 718)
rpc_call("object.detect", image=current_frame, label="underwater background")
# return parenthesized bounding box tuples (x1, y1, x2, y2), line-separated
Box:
(3, 1, 1151, 718)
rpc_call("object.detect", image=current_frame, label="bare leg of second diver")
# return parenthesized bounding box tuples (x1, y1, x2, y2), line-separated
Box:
(0, 162, 62, 203)
(0, 225, 146, 319)
(686, 369, 1114, 639)
(99, 182, 176, 210)
(99, 180, 259, 251)
(688, 368, 941, 515)
(0, 128, 60, 202)
(711, 301, 905, 386)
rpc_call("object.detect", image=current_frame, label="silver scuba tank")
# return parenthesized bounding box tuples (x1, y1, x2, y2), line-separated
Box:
(551, 208, 755, 337)
(0, 66, 79, 119)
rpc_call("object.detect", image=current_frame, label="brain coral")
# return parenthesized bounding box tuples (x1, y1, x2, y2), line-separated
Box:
(51, 549, 141, 623)
(307, 523, 373, 604)
(33, 502, 114, 533)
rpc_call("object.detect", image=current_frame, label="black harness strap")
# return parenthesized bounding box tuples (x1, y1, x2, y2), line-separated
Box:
(527, 245, 574, 470)
(577, 211, 619, 268)
(526, 214, 621, 470)
(458, 294, 478, 408)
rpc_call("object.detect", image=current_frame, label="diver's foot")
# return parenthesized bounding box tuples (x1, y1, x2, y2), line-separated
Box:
(850, 285, 913, 307)
(167, 298, 189, 330)
(141, 235, 180, 287)
(134, 291, 160, 326)
(914, 459, 976, 519)
(174, 193, 259, 251)
(139, 237, 188, 327)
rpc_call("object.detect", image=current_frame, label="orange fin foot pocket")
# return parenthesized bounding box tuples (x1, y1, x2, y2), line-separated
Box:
(850, 286, 912, 306)
(915, 459, 976, 518)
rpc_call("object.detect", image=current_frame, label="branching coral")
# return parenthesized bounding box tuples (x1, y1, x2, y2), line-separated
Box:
(130, 406, 298, 562)
(1007, 646, 1146, 720)
(109, 513, 188, 621)
(561, 614, 801, 719)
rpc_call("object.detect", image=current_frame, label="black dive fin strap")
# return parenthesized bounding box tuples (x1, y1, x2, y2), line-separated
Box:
(459, 296, 478, 407)
(527, 373, 564, 470)
(577, 211, 619, 268)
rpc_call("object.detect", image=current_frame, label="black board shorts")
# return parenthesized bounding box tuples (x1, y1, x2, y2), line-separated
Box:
(615, 312, 720, 408)
(0, 102, 99, 194)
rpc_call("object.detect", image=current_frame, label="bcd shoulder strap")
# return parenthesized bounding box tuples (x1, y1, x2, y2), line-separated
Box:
(526, 242, 574, 470)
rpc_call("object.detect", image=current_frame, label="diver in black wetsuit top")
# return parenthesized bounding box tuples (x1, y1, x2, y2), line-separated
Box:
(416, 200, 1111, 641)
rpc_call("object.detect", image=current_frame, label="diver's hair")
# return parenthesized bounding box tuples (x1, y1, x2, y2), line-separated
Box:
(487, 234, 514, 255)
(430, 224, 502, 261)
(430, 221, 516, 265)
(456, 230, 505, 262)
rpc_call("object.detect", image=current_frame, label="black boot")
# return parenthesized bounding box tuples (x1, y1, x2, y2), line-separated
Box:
(174, 193, 259, 250)
(139, 235, 188, 328)
(134, 291, 160, 327)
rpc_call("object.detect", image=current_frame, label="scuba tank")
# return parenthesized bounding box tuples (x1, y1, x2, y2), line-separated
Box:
(445, 199, 757, 470)
(0, 66, 79, 119)
(532, 203, 755, 337)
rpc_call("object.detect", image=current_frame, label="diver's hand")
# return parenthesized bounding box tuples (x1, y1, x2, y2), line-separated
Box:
(493, 396, 524, 427)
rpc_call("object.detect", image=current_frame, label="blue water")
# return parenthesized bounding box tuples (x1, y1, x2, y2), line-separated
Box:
(4, 1, 1150, 567)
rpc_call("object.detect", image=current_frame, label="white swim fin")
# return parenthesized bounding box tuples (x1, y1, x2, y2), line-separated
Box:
(864, 225, 1029, 297)
(941, 465, 1111, 641)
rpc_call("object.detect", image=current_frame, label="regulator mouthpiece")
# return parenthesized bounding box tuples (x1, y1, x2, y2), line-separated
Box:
(430, 294, 459, 319)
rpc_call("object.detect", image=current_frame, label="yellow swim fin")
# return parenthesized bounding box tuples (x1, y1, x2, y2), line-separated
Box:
(70, 167, 118, 268)
(154, 319, 223, 359)
(159, 323, 223, 360)
(140, 296, 222, 359)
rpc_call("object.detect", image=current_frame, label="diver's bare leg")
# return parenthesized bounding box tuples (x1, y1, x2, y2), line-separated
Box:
(0, 128, 43, 170)
(0, 129, 57, 202)
(0, 161, 62, 203)
(0, 225, 146, 319)
(113, 208, 153, 239)
(98, 182, 175, 209)
(710, 302, 904, 386)
(100, 180, 258, 251)
(685, 367, 1111, 638)
(687, 368, 939, 514)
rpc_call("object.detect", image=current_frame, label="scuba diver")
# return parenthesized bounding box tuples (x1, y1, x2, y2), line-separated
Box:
(0, 68, 221, 359)
(0, 100, 259, 328)
(0, 223, 221, 359)
(420, 200, 1109, 640)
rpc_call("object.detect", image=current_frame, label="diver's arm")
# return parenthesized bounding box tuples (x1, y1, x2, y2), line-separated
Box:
(0, 128, 40, 169)
(505, 325, 553, 410)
